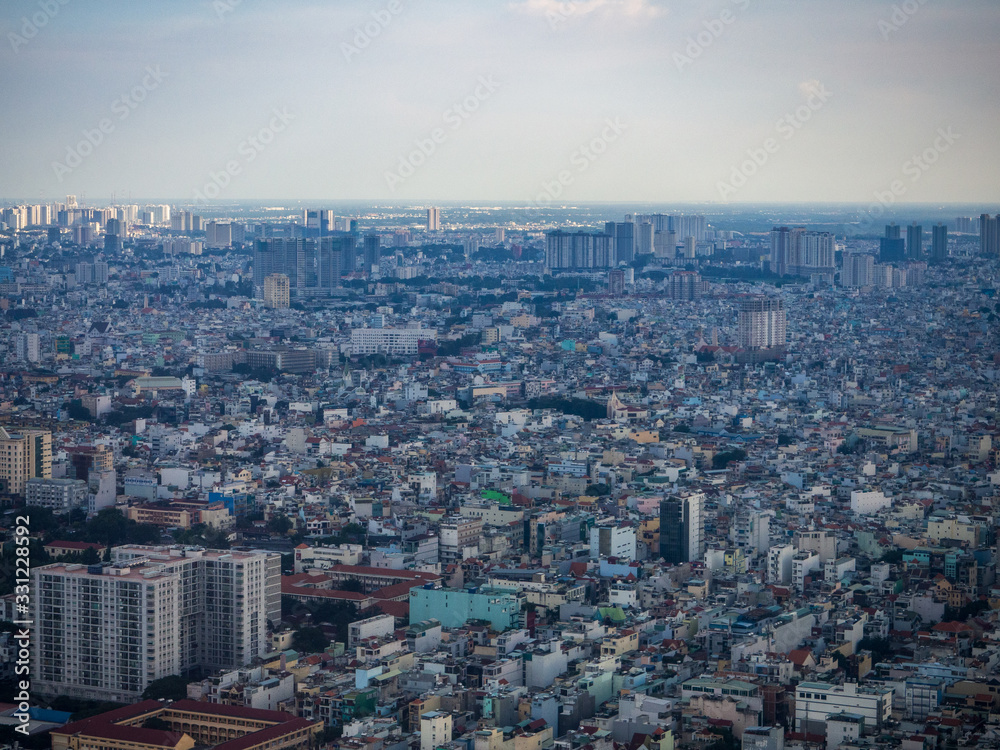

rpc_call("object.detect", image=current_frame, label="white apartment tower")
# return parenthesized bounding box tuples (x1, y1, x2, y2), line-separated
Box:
(738, 297, 786, 350)
(32, 545, 281, 703)
(426, 207, 441, 231)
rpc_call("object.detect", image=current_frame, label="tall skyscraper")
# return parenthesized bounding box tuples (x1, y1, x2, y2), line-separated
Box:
(32, 545, 281, 702)
(954, 216, 978, 233)
(0, 427, 52, 495)
(981, 214, 999, 256)
(427, 207, 441, 231)
(654, 230, 677, 258)
(659, 494, 704, 564)
(636, 221, 654, 255)
(363, 233, 381, 274)
(931, 224, 948, 263)
(607, 269, 625, 296)
(738, 297, 786, 350)
(841, 252, 875, 287)
(303, 208, 334, 235)
(683, 236, 697, 259)
(670, 214, 707, 242)
(545, 230, 615, 270)
(605, 221, 635, 264)
(879, 224, 905, 262)
(770, 226, 796, 276)
(771, 227, 834, 276)
(254, 236, 354, 296)
(906, 223, 923, 259)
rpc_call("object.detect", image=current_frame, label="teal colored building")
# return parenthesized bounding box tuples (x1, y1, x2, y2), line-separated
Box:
(409, 587, 523, 631)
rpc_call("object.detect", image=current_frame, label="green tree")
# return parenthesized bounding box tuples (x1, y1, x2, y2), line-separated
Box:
(712, 449, 747, 469)
(267, 514, 293, 535)
(142, 675, 189, 701)
(292, 626, 330, 654)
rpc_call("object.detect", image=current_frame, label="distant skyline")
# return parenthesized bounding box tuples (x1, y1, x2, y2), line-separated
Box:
(2, 0, 999, 204)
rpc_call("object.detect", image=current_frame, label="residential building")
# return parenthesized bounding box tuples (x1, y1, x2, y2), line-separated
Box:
(0, 426, 52, 496)
(33, 545, 281, 702)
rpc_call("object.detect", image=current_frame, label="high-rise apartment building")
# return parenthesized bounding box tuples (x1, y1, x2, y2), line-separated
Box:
(841, 252, 875, 288)
(981, 214, 999, 256)
(0, 427, 52, 495)
(771, 227, 834, 276)
(263, 273, 290, 309)
(670, 214, 707, 242)
(659, 494, 704, 564)
(880, 224, 905, 262)
(15, 332, 40, 363)
(303, 208, 334, 235)
(666, 270, 707, 300)
(653, 230, 677, 258)
(931, 224, 948, 262)
(545, 230, 615, 271)
(906, 223, 923, 259)
(954, 216, 977, 233)
(253, 236, 355, 297)
(683, 236, 696, 259)
(738, 297, 786, 350)
(363, 233, 381, 274)
(32, 545, 282, 702)
(607, 269, 626, 296)
(636, 221, 654, 255)
(605, 221, 635, 264)
(427, 207, 441, 231)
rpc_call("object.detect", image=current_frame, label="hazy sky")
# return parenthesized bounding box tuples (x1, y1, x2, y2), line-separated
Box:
(2, 0, 999, 205)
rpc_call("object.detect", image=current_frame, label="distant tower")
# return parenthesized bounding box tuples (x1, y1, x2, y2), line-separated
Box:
(906, 223, 923, 259)
(426, 207, 441, 231)
(607, 269, 625, 296)
(738, 296, 786, 350)
(879, 224, 905, 262)
(363, 233, 381, 275)
(931, 224, 948, 263)
(605, 221, 635, 265)
(263, 273, 290, 309)
(981, 214, 999, 256)
(659, 495, 704, 564)
(683, 236, 696, 260)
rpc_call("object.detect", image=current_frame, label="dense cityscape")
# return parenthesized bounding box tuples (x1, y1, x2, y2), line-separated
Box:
(0, 200, 999, 750)
(4, 0, 1000, 748)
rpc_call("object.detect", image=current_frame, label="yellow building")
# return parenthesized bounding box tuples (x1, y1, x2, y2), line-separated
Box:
(600, 629, 639, 657)
(0, 426, 51, 495)
(51, 699, 321, 750)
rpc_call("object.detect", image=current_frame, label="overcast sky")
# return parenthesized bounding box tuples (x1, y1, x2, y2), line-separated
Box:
(2, 0, 998, 205)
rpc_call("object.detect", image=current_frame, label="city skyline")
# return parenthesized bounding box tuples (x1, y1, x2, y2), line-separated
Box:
(2, 0, 999, 204)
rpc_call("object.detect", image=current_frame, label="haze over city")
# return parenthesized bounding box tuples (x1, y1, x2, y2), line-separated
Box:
(2, 0, 999, 203)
